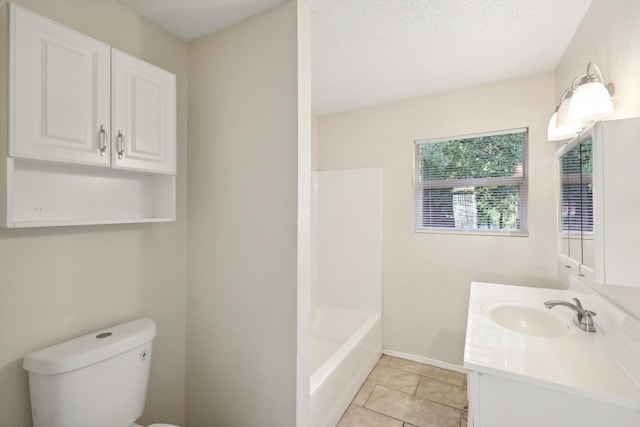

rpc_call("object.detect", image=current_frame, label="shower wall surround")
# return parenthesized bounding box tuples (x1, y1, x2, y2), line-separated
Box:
(312, 168, 382, 315)
(310, 167, 383, 427)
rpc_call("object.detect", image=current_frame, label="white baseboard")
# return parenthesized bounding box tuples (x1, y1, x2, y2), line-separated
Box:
(382, 349, 467, 374)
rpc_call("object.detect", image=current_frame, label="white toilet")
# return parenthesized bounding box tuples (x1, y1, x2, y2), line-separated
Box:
(23, 318, 180, 427)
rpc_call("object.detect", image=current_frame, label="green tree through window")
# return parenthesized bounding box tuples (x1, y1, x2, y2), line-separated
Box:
(414, 129, 528, 233)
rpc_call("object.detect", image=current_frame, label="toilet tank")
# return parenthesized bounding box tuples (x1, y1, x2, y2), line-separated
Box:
(23, 318, 156, 427)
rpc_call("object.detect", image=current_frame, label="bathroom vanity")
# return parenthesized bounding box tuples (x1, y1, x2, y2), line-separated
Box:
(464, 280, 640, 427)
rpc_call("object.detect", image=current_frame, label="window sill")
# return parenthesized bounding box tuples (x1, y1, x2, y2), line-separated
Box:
(414, 228, 529, 237)
(560, 232, 594, 240)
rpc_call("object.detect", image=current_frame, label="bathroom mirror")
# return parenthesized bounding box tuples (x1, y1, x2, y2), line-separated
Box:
(558, 118, 640, 287)
(558, 134, 595, 276)
(558, 141, 583, 267)
(578, 137, 594, 271)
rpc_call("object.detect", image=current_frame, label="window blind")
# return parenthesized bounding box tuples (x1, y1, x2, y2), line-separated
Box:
(560, 138, 593, 234)
(414, 128, 528, 234)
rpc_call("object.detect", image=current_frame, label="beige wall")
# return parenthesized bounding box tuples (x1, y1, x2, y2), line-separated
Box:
(296, 1, 312, 424)
(316, 72, 559, 364)
(0, 1, 188, 426)
(555, 0, 640, 317)
(187, 2, 302, 426)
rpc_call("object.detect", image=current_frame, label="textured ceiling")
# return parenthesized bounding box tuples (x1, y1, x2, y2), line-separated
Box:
(118, 0, 285, 41)
(119, 0, 592, 115)
(310, 0, 592, 114)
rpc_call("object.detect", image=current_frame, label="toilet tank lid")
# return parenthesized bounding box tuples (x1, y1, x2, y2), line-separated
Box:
(23, 318, 156, 375)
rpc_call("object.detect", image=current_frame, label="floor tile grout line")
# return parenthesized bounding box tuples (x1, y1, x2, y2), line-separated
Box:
(387, 357, 466, 387)
(410, 394, 466, 412)
(366, 383, 464, 420)
(361, 383, 442, 427)
(341, 356, 468, 427)
(360, 382, 376, 408)
(391, 370, 465, 387)
(414, 375, 468, 411)
(411, 380, 419, 397)
(363, 396, 462, 427)
(416, 373, 467, 388)
(360, 400, 414, 426)
(374, 360, 468, 404)
(400, 370, 465, 387)
(418, 374, 458, 390)
(357, 384, 414, 426)
(413, 394, 469, 411)
(366, 380, 426, 402)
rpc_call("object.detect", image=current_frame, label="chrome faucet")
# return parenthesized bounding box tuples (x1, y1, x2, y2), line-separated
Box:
(544, 297, 597, 332)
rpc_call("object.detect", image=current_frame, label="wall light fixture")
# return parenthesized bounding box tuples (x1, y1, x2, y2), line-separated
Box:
(548, 88, 584, 141)
(547, 62, 615, 142)
(568, 62, 615, 122)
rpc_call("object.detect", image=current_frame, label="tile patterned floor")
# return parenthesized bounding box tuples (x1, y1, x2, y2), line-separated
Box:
(336, 355, 468, 427)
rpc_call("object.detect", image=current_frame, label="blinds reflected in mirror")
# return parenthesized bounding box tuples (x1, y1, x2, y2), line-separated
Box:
(560, 138, 594, 234)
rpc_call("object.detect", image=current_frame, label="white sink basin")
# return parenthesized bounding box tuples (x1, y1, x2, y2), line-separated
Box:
(466, 282, 640, 415)
(484, 303, 570, 337)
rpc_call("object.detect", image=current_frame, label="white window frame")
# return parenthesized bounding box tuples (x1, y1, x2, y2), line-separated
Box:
(414, 128, 529, 237)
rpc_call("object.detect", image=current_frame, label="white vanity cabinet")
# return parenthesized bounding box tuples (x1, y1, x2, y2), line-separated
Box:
(1, 4, 176, 227)
(467, 371, 640, 427)
(465, 282, 640, 427)
(557, 117, 640, 287)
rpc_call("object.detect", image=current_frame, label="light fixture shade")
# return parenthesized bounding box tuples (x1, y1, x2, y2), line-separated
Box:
(568, 81, 614, 121)
(547, 111, 581, 141)
(556, 96, 572, 127)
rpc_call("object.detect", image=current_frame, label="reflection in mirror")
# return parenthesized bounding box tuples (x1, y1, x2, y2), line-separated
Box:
(580, 138, 594, 269)
(557, 118, 640, 287)
(559, 138, 594, 270)
(560, 143, 581, 264)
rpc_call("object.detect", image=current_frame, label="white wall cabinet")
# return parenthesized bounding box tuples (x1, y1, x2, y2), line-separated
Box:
(10, 4, 111, 166)
(2, 4, 176, 227)
(111, 49, 176, 174)
(557, 117, 640, 287)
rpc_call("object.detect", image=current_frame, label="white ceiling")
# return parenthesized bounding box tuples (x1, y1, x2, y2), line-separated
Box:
(119, 0, 593, 115)
(118, 0, 286, 41)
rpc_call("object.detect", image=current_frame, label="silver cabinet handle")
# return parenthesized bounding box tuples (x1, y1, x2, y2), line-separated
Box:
(99, 125, 108, 156)
(117, 130, 126, 159)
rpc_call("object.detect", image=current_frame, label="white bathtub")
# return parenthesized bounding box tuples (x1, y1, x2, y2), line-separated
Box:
(310, 306, 382, 427)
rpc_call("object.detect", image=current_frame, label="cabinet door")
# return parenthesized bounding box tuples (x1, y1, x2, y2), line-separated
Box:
(111, 49, 176, 174)
(595, 118, 640, 286)
(10, 4, 111, 166)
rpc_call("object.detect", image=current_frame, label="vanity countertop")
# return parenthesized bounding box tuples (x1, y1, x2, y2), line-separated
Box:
(464, 281, 640, 410)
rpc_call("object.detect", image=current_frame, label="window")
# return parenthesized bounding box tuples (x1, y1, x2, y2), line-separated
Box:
(414, 128, 528, 235)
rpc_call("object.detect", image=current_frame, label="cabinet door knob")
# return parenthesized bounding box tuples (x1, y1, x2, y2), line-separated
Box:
(117, 130, 126, 159)
(99, 125, 108, 156)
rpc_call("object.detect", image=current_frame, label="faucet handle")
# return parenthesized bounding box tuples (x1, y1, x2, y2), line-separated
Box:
(580, 310, 597, 332)
(572, 297, 583, 310)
